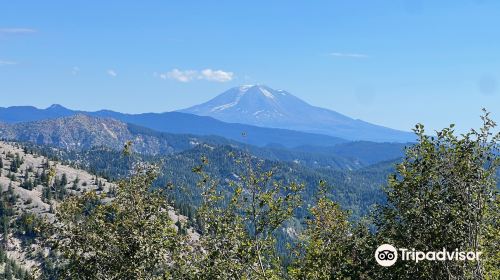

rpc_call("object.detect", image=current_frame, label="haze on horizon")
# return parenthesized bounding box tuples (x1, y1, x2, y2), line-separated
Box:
(1, 1, 500, 134)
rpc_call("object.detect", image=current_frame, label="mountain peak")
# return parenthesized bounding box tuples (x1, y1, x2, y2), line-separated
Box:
(240, 85, 276, 99)
(180, 85, 299, 119)
(180, 85, 415, 142)
(236, 85, 288, 97)
(46, 104, 70, 111)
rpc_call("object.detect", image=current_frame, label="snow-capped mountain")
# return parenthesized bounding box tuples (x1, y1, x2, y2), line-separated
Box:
(180, 85, 415, 143)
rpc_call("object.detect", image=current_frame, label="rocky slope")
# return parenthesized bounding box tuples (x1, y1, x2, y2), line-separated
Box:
(0, 114, 209, 155)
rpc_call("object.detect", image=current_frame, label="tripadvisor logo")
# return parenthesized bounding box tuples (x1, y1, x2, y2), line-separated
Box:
(375, 244, 398, 267)
(375, 244, 482, 267)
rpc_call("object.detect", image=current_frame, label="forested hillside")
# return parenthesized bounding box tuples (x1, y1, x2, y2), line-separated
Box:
(18, 141, 392, 220)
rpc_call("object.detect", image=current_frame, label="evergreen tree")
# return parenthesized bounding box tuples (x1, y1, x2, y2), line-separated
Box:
(61, 173, 68, 186)
(10, 162, 17, 173)
(4, 260, 13, 280)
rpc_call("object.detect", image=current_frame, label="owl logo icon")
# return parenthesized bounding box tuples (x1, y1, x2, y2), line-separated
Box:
(375, 244, 398, 267)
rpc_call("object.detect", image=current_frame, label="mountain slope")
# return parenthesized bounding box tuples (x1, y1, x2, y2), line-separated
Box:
(0, 141, 116, 273)
(20, 141, 393, 220)
(0, 114, 221, 155)
(0, 105, 347, 148)
(180, 85, 415, 143)
(90, 110, 347, 147)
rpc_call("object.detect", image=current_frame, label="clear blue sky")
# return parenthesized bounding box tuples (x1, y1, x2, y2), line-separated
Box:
(1, 0, 499, 133)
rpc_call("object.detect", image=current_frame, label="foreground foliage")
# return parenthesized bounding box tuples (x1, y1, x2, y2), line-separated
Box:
(47, 166, 191, 279)
(375, 110, 500, 279)
(192, 155, 303, 279)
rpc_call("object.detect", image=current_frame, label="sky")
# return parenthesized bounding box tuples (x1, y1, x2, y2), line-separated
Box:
(1, 0, 500, 133)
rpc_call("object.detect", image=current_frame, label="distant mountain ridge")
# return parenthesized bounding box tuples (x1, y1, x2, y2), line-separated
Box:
(0, 104, 347, 148)
(0, 85, 414, 144)
(0, 104, 75, 123)
(180, 85, 415, 143)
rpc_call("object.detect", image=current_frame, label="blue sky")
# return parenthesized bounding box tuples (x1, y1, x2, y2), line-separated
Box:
(1, 0, 500, 133)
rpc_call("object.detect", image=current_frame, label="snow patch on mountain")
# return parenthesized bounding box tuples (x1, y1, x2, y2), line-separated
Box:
(239, 85, 255, 91)
(210, 102, 238, 112)
(260, 88, 275, 99)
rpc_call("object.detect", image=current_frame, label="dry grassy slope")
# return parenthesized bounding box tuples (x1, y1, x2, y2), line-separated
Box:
(0, 141, 196, 274)
(0, 141, 115, 272)
(0, 141, 113, 217)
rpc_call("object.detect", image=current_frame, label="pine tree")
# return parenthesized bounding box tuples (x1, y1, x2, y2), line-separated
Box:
(4, 260, 13, 280)
(61, 173, 68, 186)
(10, 162, 17, 173)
